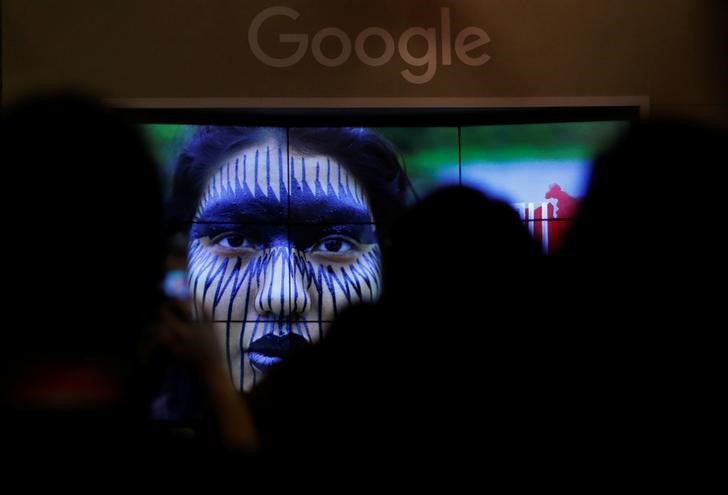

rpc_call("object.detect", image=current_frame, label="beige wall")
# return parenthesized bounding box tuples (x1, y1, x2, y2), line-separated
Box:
(3, 0, 726, 127)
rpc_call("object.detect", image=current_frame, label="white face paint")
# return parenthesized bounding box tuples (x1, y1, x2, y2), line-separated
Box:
(188, 140, 381, 391)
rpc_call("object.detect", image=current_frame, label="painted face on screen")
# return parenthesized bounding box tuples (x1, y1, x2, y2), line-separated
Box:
(188, 141, 381, 391)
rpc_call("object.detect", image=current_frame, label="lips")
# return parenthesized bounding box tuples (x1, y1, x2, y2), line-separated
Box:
(247, 333, 310, 373)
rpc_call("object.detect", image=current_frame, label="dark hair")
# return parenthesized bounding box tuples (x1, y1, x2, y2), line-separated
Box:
(168, 126, 409, 235)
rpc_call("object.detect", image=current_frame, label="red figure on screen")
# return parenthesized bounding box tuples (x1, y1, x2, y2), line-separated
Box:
(532, 183, 581, 253)
(544, 183, 579, 219)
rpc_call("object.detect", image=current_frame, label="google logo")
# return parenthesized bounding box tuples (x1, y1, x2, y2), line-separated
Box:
(248, 6, 491, 84)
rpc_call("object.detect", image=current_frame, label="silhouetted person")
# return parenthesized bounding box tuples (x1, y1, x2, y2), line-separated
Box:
(555, 119, 727, 486)
(250, 185, 551, 485)
(560, 119, 725, 338)
(0, 93, 256, 482)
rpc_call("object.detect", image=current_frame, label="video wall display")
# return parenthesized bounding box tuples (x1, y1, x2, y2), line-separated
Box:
(140, 119, 627, 397)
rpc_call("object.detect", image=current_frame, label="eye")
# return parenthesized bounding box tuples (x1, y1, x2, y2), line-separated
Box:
(311, 236, 357, 255)
(209, 232, 256, 254)
(217, 234, 249, 248)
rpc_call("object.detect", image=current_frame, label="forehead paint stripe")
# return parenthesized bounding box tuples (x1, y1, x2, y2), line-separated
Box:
(254, 149, 265, 198)
(228, 161, 236, 197)
(243, 154, 249, 193)
(337, 163, 342, 194)
(265, 146, 280, 201)
(235, 158, 242, 195)
(315, 161, 324, 196)
(278, 146, 287, 200)
(292, 156, 370, 210)
(343, 168, 349, 198)
(293, 157, 315, 200)
(326, 159, 335, 197)
(200, 148, 371, 215)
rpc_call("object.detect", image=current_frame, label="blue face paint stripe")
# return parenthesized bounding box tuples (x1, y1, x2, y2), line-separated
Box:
(191, 249, 220, 312)
(278, 146, 287, 199)
(188, 250, 204, 318)
(249, 316, 263, 349)
(254, 149, 263, 197)
(325, 265, 351, 303)
(212, 258, 238, 306)
(326, 159, 334, 196)
(296, 319, 311, 341)
(254, 251, 269, 311)
(213, 255, 242, 307)
(319, 265, 339, 315)
(358, 250, 382, 279)
(279, 249, 286, 318)
(254, 249, 266, 288)
(243, 154, 247, 191)
(190, 250, 217, 287)
(291, 252, 299, 314)
(203, 257, 229, 316)
(192, 253, 214, 310)
(265, 146, 270, 196)
(357, 259, 378, 295)
(337, 164, 342, 196)
(235, 318, 243, 386)
(354, 252, 380, 288)
(222, 257, 244, 384)
(198, 254, 222, 303)
(340, 266, 363, 300)
(266, 251, 276, 316)
(344, 169, 351, 199)
(348, 262, 373, 298)
(192, 249, 217, 287)
(315, 161, 323, 196)
(234, 158, 241, 194)
(248, 316, 264, 387)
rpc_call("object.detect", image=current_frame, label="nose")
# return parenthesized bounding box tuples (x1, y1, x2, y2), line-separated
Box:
(254, 247, 311, 318)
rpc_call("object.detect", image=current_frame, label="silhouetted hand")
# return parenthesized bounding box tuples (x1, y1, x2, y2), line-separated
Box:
(154, 298, 259, 452)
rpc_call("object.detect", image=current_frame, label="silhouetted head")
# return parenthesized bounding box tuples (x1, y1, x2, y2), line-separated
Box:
(559, 119, 727, 325)
(385, 185, 542, 307)
(562, 120, 725, 266)
(2, 92, 164, 365)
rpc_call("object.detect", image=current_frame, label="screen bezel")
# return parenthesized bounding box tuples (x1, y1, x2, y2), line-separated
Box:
(112, 96, 647, 127)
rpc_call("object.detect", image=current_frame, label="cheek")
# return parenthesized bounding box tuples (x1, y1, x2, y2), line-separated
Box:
(310, 250, 383, 319)
(187, 249, 258, 320)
